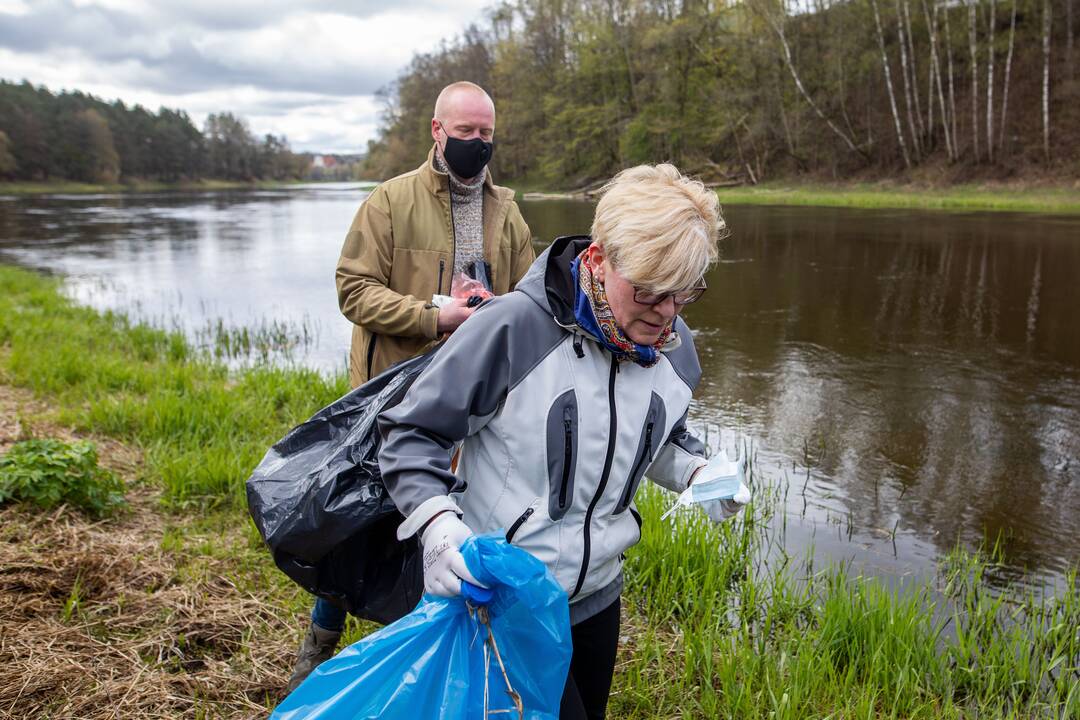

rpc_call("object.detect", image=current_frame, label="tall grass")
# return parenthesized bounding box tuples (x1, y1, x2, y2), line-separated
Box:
(0, 265, 347, 507)
(2, 263, 1077, 717)
(616, 481, 1079, 718)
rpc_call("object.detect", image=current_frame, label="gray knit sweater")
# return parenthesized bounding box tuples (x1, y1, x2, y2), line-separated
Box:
(434, 152, 485, 278)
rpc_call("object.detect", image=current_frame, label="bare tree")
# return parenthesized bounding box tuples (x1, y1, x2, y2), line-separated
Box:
(986, 0, 995, 162)
(754, 2, 867, 158)
(896, 0, 923, 158)
(943, 3, 959, 151)
(968, 0, 980, 162)
(1042, 0, 1052, 162)
(998, 0, 1017, 151)
(873, 0, 913, 167)
(903, 0, 926, 142)
(924, 0, 954, 158)
(1068, 0, 1074, 81)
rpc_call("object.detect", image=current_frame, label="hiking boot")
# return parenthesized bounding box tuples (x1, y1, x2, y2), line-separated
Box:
(286, 622, 342, 693)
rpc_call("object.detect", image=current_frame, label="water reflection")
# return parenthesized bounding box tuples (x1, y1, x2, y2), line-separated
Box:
(1, 189, 1078, 584)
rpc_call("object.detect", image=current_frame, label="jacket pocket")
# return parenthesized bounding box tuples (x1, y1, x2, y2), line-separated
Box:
(614, 392, 667, 515)
(506, 497, 542, 544)
(545, 389, 578, 521)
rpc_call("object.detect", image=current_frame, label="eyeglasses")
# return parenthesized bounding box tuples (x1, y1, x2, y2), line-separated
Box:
(632, 283, 707, 307)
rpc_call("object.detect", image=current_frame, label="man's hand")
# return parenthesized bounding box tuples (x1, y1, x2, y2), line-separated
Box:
(436, 296, 476, 334)
(688, 452, 751, 524)
(420, 511, 483, 597)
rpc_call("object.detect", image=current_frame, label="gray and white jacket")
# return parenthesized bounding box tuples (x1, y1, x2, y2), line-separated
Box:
(378, 236, 709, 623)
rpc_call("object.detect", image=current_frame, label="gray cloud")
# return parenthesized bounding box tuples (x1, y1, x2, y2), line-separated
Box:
(0, 0, 486, 150)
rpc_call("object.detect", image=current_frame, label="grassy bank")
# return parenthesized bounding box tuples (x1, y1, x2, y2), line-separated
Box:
(713, 183, 1080, 214)
(516, 180, 1080, 214)
(0, 178, 315, 196)
(1, 263, 1078, 718)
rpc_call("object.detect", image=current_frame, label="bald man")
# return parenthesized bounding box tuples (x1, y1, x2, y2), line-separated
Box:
(334, 80, 536, 388)
(288, 82, 535, 692)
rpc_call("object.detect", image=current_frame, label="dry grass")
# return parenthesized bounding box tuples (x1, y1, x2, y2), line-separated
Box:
(0, 384, 302, 719)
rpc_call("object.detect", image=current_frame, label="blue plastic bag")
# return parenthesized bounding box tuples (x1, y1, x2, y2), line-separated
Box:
(272, 534, 571, 720)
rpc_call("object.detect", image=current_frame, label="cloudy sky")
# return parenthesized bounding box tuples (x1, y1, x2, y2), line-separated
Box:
(0, 0, 491, 153)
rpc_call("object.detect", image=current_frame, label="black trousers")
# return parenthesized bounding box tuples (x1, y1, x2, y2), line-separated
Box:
(559, 597, 621, 720)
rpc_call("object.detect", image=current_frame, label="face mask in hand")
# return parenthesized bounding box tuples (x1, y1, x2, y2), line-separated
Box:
(661, 450, 747, 521)
(440, 133, 494, 179)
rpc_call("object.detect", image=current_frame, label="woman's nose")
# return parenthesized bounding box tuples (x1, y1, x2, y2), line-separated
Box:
(654, 295, 677, 319)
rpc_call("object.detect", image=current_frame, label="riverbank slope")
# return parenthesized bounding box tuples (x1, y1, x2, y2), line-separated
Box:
(1, 264, 1077, 718)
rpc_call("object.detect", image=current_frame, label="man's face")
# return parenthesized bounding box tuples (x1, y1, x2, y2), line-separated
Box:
(431, 90, 495, 147)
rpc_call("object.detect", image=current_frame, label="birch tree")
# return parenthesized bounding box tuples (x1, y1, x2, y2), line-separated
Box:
(1042, 0, 1052, 162)
(968, 0, 980, 161)
(998, 0, 1016, 151)
(872, 0, 913, 167)
(755, 1, 866, 158)
(985, 0, 995, 162)
(903, 0, 926, 142)
(924, 0, 954, 159)
(943, 4, 959, 152)
(896, 0, 923, 158)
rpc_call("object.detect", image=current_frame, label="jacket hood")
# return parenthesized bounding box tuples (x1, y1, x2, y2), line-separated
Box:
(515, 234, 592, 326)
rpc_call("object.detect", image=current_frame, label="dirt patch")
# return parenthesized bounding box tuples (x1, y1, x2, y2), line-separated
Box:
(0, 385, 299, 718)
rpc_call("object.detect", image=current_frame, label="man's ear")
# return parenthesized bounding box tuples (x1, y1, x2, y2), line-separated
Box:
(431, 118, 441, 144)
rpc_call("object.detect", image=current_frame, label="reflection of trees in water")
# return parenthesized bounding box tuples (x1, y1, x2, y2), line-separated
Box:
(690, 207, 1080, 576)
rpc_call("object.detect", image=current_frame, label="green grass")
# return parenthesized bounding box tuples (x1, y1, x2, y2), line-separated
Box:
(714, 183, 1080, 214)
(2, 262, 1078, 718)
(0, 265, 348, 508)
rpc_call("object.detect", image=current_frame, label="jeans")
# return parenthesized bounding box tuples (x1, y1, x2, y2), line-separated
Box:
(311, 596, 347, 633)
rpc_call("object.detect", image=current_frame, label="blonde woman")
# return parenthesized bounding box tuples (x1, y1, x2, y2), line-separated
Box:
(379, 164, 747, 718)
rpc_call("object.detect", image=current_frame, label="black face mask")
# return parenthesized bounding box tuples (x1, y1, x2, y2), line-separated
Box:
(441, 135, 494, 179)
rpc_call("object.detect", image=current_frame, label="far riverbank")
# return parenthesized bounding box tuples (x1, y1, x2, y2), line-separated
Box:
(0, 178, 350, 196)
(518, 180, 1080, 215)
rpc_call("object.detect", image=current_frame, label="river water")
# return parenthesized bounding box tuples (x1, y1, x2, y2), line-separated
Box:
(1, 184, 1077, 586)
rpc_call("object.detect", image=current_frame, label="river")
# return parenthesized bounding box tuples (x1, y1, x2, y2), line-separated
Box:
(1, 183, 1077, 587)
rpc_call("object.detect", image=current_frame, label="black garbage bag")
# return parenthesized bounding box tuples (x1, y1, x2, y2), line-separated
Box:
(246, 346, 441, 625)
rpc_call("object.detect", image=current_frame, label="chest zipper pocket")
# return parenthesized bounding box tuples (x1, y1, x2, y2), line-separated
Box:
(558, 413, 573, 509)
(546, 390, 577, 522)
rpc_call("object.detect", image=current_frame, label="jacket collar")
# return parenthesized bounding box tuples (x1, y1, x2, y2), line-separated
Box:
(419, 143, 501, 199)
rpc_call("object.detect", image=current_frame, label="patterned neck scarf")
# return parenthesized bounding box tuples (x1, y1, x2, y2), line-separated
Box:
(571, 249, 673, 368)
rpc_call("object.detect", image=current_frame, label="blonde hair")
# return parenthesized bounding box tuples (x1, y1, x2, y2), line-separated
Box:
(591, 164, 723, 293)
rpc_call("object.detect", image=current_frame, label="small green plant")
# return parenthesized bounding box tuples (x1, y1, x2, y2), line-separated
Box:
(0, 438, 126, 517)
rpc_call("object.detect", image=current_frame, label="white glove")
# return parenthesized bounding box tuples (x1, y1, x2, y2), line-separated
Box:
(662, 450, 751, 524)
(420, 511, 484, 597)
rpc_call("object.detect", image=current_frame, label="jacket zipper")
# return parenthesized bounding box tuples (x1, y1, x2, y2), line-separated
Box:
(506, 507, 535, 543)
(619, 422, 653, 512)
(571, 357, 619, 599)
(365, 333, 378, 379)
(559, 414, 572, 508)
(447, 176, 456, 289)
(437, 258, 445, 295)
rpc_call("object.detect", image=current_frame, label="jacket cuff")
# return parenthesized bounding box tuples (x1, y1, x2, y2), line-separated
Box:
(396, 494, 462, 540)
(420, 305, 440, 340)
(678, 455, 709, 494)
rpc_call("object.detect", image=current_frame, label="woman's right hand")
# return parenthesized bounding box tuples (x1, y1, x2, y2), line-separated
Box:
(420, 511, 485, 597)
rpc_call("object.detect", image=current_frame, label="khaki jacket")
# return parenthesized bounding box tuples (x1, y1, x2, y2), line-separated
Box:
(337, 145, 536, 387)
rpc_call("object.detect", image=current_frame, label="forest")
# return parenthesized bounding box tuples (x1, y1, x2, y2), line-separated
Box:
(0, 80, 307, 184)
(364, 0, 1079, 187)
